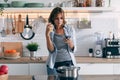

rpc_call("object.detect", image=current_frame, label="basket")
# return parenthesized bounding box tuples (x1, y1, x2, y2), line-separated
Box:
(0, 74, 8, 80)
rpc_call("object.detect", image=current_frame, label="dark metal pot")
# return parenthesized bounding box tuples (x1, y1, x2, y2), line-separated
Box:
(57, 66, 80, 79)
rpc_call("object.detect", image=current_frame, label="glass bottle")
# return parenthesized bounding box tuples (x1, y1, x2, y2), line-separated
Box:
(108, 0, 111, 7)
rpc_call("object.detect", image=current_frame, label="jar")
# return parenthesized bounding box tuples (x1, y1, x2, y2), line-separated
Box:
(74, 0, 86, 7)
(104, 0, 111, 7)
(85, 0, 92, 7)
(96, 0, 103, 7)
(89, 48, 93, 57)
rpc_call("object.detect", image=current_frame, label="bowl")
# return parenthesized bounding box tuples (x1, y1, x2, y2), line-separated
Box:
(4, 52, 20, 57)
(24, 3, 44, 7)
(0, 74, 8, 80)
(11, 1, 26, 7)
(0, 3, 10, 8)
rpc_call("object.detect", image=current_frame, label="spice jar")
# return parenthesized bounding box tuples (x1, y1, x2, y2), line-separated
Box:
(96, 0, 103, 7)
(74, 0, 86, 7)
(85, 0, 92, 7)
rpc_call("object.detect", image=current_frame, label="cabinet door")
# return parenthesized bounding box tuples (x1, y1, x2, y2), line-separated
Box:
(113, 64, 120, 74)
(77, 63, 113, 75)
(0, 64, 29, 75)
(29, 63, 47, 75)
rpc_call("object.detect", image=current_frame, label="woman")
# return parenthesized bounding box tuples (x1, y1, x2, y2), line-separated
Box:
(45, 7, 76, 80)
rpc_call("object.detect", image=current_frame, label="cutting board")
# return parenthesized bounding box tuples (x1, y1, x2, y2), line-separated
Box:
(0, 42, 23, 56)
(16, 14, 25, 33)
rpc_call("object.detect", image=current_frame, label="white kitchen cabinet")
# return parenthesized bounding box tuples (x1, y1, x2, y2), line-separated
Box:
(77, 63, 114, 75)
(0, 63, 119, 75)
(113, 64, 120, 75)
(0, 64, 29, 75)
(0, 63, 47, 75)
(29, 63, 47, 75)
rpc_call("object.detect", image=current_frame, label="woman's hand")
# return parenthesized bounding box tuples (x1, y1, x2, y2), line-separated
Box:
(64, 38, 72, 44)
(46, 23, 54, 37)
(64, 38, 74, 49)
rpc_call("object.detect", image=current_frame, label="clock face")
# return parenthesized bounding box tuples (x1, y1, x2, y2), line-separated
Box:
(95, 50, 101, 55)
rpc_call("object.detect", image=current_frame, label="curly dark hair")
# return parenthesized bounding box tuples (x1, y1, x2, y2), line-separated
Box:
(48, 7, 66, 28)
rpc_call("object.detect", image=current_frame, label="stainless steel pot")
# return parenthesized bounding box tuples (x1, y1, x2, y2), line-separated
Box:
(57, 66, 80, 79)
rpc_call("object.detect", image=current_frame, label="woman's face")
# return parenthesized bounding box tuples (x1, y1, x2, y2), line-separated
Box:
(54, 13, 64, 28)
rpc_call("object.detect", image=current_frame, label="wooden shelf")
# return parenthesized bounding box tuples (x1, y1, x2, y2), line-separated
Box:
(2, 7, 114, 13)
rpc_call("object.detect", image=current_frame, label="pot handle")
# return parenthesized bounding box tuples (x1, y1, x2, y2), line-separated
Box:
(56, 69, 64, 74)
(78, 67, 80, 70)
(77, 67, 81, 71)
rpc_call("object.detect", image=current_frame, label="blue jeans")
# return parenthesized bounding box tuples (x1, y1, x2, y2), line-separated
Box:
(47, 60, 73, 75)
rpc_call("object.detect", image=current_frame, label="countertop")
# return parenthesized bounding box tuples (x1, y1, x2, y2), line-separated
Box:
(9, 75, 32, 80)
(32, 75, 120, 80)
(0, 57, 46, 63)
(75, 56, 120, 63)
(8, 75, 120, 80)
(1, 56, 120, 63)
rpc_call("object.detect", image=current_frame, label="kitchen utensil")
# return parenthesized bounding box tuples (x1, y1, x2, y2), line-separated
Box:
(11, 1, 26, 7)
(1, 17, 6, 37)
(24, 3, 44, 7)
(57, 66, 80, 79)
(20, 15, 35, 40)
(16, 14, 24, 33)
(6, 14, 10, 34)
(1, 27, 6, 37)
(14, 15, 17, 34)
(10, 15, 16, 34)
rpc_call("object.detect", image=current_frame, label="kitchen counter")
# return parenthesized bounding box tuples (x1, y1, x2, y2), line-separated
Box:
(0, 57, 46, 63)
(9, 75, 32, 80)
(33, 75, 120, 80)
(7, 75, 120, 80)
(1, 56, 120, 63)
(76, 56, 120, 63)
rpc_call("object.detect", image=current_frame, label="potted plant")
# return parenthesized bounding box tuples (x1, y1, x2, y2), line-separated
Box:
(26, 42, 39, 51)
(26, 42, 39, 59)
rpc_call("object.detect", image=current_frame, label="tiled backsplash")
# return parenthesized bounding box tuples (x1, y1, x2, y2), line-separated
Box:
(0, 14, 119, 57)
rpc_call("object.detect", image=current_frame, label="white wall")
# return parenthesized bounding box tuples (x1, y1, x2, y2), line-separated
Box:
(0, 0, 120, 57)
(75, 0, 120, 56)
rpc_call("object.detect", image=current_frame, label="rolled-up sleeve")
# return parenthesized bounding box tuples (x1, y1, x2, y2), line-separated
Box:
(69, 27, 76, 53)
(48, 32, 57, 54)
(64, 25, 76, 53)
